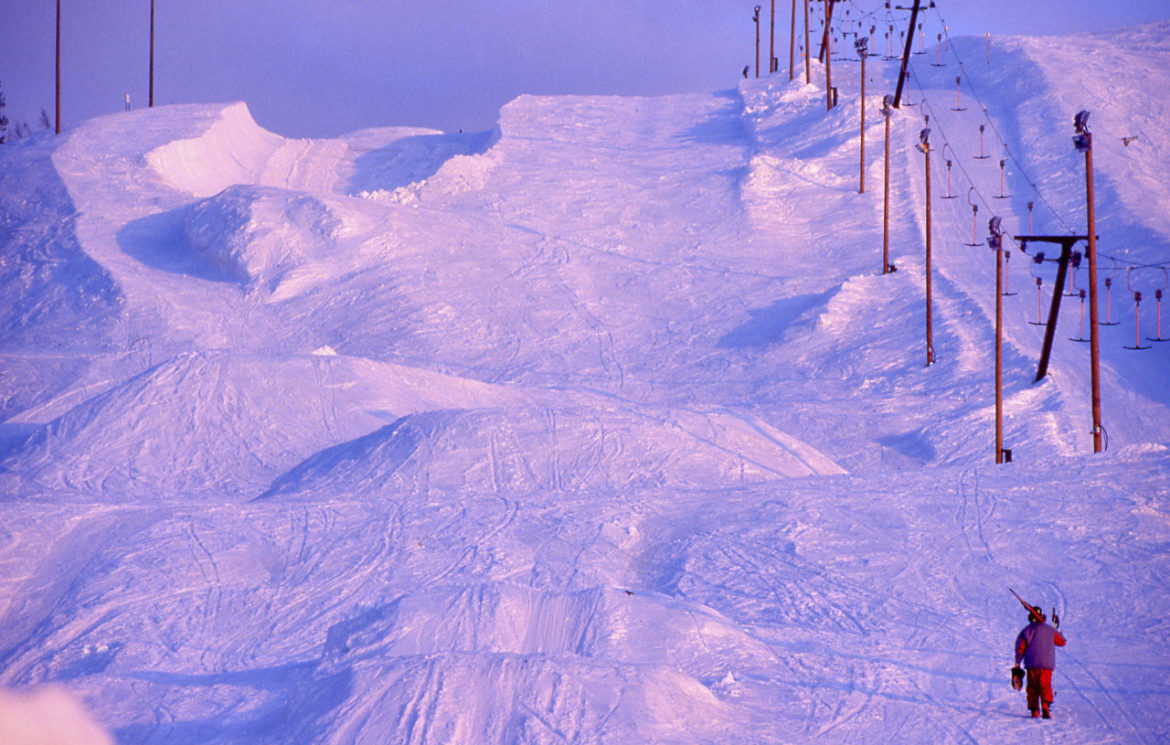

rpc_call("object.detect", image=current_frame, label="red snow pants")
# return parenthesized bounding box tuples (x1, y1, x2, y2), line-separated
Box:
(1025, 668, 1054, 711)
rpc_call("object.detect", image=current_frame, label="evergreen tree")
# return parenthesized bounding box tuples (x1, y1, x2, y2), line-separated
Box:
(0, 80, 9, 144)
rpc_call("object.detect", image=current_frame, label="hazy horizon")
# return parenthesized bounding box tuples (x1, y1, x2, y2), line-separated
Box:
(2, 0, 1168, 139)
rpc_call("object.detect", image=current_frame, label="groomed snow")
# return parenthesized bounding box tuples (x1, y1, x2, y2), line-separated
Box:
(1, 23, 1169, 745)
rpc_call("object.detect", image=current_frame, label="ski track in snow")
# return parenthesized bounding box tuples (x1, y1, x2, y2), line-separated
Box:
(2, 22, 1170, 745)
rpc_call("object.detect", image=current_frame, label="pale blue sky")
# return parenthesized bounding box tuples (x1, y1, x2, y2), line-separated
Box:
(1, 0, 1167, 138)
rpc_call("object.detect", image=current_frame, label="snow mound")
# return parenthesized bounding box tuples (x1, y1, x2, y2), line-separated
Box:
(1, 352, 520, 498)
(321, 584, 772, 673)
(349, 128, 498, 204)
(261, 405, 844, 500)
(181, 184, 374, 297)
(357, 143, 502, 206)
(310, 584, 761, 742)
(318, 647, 734, 744)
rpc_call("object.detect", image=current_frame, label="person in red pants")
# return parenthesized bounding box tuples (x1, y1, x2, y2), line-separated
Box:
(1014, 605, 1067, 719)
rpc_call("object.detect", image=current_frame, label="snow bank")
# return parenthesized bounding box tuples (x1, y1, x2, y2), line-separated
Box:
(145, 102, 286, 199)
(0, 686, 113, 745)
(144, 102, 349, 199)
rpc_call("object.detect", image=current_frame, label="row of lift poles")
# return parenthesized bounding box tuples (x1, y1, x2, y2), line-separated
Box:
(753, 0, 834, 110)
(755, 0, 1104, 462)
(52, 0, 158, 134)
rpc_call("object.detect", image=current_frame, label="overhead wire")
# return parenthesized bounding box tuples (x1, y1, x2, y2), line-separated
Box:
(927, 2, 1080, 239)
(785, 0, 1170, 273)
(880, 1, 1170, 271)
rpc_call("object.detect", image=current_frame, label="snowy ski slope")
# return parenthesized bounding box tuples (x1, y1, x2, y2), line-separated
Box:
(1, 22, 1169, 745)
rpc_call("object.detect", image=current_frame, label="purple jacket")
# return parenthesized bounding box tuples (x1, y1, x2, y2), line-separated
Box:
(1015, 621, 1066, 670)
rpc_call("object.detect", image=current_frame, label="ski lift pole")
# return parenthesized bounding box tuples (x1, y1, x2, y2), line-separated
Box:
(803, 0, 811, 84)
(989, 217, 1006, 463)
(882, 95, 894, 274)
(770, 0, 776, 73)
(918, 128, 935, 366)
(55, 0, 61, 133)
(1074, 110, 1104, 452)
(824, 0, 834, 110)
(754, 6, 761, 78)
(149, 0, 156, 107)
(857, 36, 868, 193)
(789, 0, 797, 80)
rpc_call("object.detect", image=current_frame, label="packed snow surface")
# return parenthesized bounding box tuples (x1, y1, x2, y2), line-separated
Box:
(2, 23, 1169, 745)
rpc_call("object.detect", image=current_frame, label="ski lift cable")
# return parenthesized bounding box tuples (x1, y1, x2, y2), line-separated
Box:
(902, 61, 1026, 252)
(893, 13, 1132, 263)
(884, 12, 1002, 222)
(927, 4, 1078, 237)
(882, 3, 1170, 269)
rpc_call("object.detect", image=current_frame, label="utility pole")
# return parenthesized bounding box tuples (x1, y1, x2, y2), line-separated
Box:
(55, 0, 61, 134)
(989, 217, 1006, 463)
(917, 127, 934, 365)
(882, 95, 893, 274)
(789, 0, 797, 80)
(149, 0, 156, 107)
(1074, 110, 1104, 453)
(857, 36, 868, 193)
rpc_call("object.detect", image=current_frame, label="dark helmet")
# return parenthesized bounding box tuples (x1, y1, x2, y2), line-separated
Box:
(1029, 606, 1046, 623)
